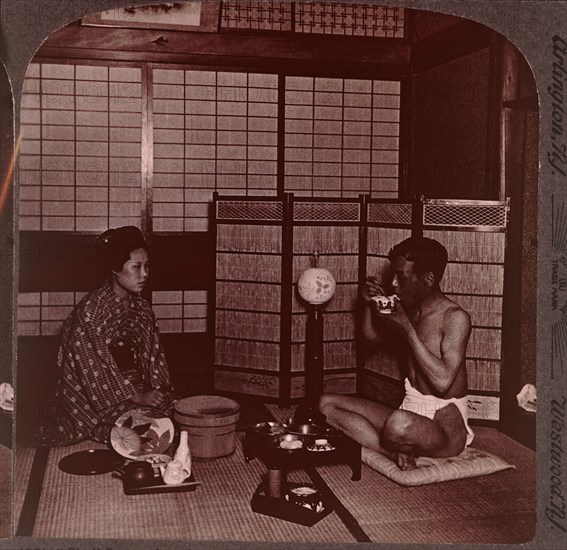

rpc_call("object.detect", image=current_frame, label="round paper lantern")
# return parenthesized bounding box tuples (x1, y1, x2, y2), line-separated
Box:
(297, 267, 336, 305)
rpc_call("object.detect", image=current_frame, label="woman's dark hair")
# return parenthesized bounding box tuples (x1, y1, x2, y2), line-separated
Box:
(96, 226, 147, 273)
(388, 237, 448, 283)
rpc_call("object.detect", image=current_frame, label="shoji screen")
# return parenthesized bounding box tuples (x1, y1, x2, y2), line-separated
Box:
(151, 68, 279, 336)
(152, 69, 279, 232)
(19, 62, 143, 232)
(362, 201, 413, 404)
(284, 76, 400, 198)
(422, 199, 509, 421)
(214, 198, 285, 398)
(291, 198, 361, 398)
(213, 195, 362, 401)
(18, 62, 143, 337)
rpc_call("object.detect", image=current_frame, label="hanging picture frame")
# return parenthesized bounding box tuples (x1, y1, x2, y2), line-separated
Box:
(81, 2, 220, 33)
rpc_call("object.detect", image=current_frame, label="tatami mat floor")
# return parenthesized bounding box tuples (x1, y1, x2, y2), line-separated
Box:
(265, 403, 535, 544)
(11, 404, 536, 544)
(14, 437, 356, 542)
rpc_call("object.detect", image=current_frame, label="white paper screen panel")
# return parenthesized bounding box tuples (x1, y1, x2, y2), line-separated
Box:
(18, 290, 208, 335)
(152, 290, 208, 333)
(284, 77, 400, 198)
(19, 63, 143, 231)
(152, 70, 279, 232)
(18, 291, 87, 336)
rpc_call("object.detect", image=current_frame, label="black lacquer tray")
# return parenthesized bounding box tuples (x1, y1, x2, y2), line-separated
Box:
(251, 482, 332, 527)
(120, 471, 199, 495)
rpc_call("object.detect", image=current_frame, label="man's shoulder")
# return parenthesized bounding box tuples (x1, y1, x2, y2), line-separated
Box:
(441, 298, 471, 328)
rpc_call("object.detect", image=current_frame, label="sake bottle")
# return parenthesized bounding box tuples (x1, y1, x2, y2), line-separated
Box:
(173, 430, 191, 477)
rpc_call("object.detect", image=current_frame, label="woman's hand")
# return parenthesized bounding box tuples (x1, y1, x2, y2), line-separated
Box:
(131, 389, 166, 408)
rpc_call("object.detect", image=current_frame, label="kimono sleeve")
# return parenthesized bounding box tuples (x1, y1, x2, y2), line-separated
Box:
(72, 305, 137, 412)
(136, 304, 171, 389)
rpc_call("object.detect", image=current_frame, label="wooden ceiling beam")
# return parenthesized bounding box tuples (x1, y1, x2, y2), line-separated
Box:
(36, 24, 410, 70)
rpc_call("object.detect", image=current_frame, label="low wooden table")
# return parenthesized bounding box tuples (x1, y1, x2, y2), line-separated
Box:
(243, 429, 362, 487)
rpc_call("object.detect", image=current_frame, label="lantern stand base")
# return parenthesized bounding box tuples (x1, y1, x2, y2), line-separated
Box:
(292, 401, 327, 427)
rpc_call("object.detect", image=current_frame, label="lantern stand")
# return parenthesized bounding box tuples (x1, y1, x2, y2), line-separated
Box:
(293, 302, 328, 426)
(292, 262, 336, 427)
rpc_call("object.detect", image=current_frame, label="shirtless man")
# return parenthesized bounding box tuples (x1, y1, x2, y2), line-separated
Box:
(319, 237, 474, 470)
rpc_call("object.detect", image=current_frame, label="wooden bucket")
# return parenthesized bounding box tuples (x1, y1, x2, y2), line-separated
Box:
(173, 395, 240, 459)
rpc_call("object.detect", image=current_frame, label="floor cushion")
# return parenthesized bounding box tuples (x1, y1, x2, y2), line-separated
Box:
(361, 446, 515, 486)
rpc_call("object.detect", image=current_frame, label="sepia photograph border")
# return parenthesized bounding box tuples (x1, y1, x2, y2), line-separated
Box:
(0, 0, 566, 549)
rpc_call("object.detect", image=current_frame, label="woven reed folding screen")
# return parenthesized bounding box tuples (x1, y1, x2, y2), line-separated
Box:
(422, 199, 509, 421)
(214, 197, 286, 398)
(214, 194, 362, 401)
(290, 198, 361, 398)
(214, 195, 509, 413)
(361, 200, 413, 402)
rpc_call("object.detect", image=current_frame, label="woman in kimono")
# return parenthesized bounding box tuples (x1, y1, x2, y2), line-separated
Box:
(35, 226, 174, 446)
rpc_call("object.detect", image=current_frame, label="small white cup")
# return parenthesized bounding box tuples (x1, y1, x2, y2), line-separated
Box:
(160, 459, 191, 485)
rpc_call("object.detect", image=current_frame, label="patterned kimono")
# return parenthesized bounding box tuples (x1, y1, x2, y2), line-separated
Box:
(35, 279, 172, 446)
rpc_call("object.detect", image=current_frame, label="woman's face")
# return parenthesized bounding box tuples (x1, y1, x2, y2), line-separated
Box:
(112, 248, 149, 296)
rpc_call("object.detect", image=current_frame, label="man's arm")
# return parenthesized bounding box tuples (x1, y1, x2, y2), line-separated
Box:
(359, 276, 390, 344)
(360, 301, 384, 343)
(403, 306, 471, 394)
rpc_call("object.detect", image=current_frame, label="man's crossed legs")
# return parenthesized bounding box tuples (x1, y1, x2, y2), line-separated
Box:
(319, 394, 468, 470)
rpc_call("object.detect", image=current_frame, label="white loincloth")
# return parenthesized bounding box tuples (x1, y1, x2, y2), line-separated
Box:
(399, 378, 474, 446)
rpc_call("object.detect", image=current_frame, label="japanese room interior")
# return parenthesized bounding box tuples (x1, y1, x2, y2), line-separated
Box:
(2, 1, 539, 545)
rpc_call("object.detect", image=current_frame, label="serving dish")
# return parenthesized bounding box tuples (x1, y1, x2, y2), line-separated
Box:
(272, 433, 306, 451)
(58, 449, 124, 475)
(251, 481, 332, 526)
(285, 483, 324, 512)
(307, 438, 336, 452)
(110, 407, 174, 459)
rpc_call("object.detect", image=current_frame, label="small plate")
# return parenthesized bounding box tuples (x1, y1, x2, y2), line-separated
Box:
(58, 449, 124, 475)
(110, 407, 174, 459)
(273, 434, 305, 451)
(307, 443, 336, 452)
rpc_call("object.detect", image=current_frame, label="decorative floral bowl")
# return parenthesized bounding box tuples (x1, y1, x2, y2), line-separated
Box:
(372, 294, 399, 314)
(110, 407, 174, 459)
